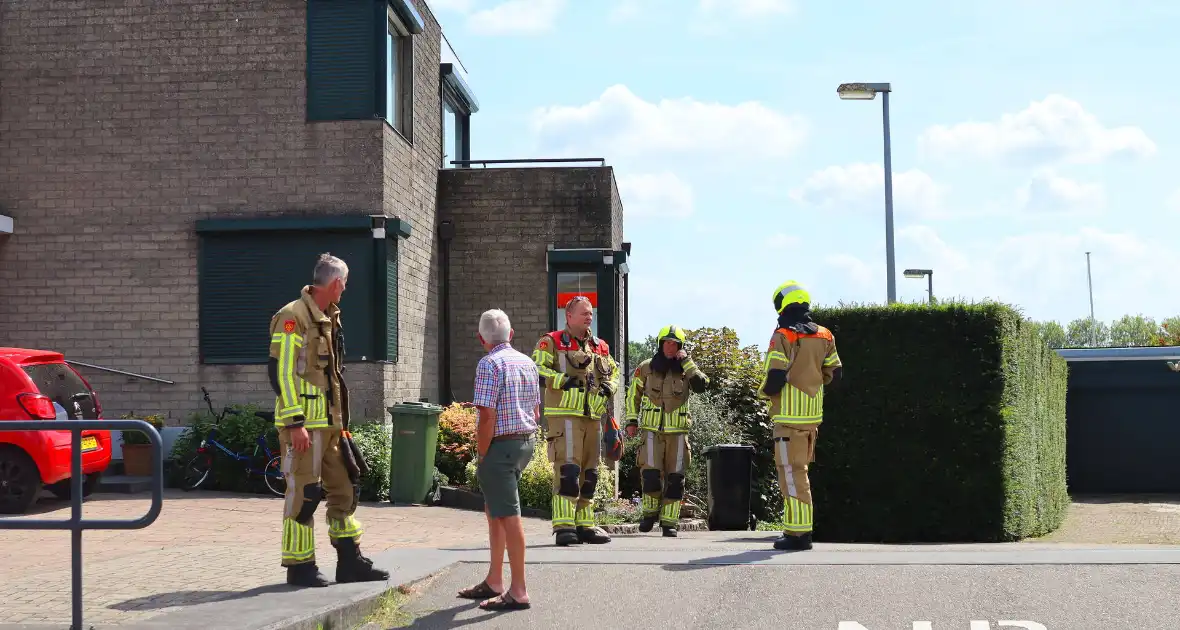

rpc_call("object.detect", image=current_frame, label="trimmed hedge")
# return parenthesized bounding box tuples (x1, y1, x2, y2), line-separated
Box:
(806, 300, 1069, 542)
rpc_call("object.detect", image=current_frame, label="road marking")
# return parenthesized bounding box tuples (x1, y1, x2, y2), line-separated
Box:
(838, 622, 1048, 629)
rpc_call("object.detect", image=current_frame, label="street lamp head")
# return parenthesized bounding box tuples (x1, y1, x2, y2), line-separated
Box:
(903, 269, 932, 278)
(838, 82, 892, 100)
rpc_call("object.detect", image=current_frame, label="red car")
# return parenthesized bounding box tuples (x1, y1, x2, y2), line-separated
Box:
(0, 347, 112, 514)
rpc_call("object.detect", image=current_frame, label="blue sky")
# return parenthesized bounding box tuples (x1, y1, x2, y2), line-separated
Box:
(427, 0, 1180, 348)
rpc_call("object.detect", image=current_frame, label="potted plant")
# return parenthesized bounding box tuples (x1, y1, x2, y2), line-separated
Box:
(120, 413, 165, 477)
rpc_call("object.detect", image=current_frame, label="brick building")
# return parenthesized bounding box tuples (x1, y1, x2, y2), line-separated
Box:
(0, 0, 631, 427)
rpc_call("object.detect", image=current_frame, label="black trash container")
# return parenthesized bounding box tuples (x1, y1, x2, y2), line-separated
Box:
(703, 444, 757, 531)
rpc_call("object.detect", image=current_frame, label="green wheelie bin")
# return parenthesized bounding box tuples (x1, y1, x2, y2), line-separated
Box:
(386, 401, 444, 504)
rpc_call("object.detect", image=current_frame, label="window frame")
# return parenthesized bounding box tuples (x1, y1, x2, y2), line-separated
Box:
(194, 215, 409, 366)
(441, 79, 471, 168)
(384, 7, 414, 141)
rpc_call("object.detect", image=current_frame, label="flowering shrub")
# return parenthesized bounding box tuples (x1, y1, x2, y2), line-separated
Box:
(436, 402, 477, 485)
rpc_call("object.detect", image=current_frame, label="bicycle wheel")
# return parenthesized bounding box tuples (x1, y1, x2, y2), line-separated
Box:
(180, 453, 212, 491)
(263, 455, 286, 497)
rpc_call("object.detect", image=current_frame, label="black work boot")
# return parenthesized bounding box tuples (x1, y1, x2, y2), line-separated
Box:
(661, 525, 678, 538)
(555, 528, 581, 546)
(577, 525, 612, 544)
(334, 537, 390, 583)
(286, 562, 330, 588)
(773, 532, 813, 551)
(638, 514, 658, 533)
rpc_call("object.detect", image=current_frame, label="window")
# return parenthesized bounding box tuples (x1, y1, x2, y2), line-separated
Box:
(385, 10, 414, 139)
(440, 61, 477, 168)
(195, 217, 404, 365)
(442, 101, 458, 168)
(554, 271, 599, 338)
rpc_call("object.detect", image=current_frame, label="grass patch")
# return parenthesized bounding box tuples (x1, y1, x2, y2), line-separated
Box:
(359, 584, 416, 628)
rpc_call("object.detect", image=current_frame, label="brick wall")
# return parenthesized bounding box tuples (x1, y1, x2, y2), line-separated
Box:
(0, 0, 446, 425)
(436, 166, 625, 413)
(381, 0, 444, 412)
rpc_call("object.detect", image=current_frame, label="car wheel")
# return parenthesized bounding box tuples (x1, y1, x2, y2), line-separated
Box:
(47, 473, 100, 500)
(0, 446, 43, 514)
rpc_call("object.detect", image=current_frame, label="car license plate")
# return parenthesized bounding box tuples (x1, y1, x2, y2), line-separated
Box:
(80, 436, 98, 452)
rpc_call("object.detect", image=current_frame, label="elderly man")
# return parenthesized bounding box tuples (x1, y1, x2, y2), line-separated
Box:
(456, 308, 537, 611)
(267, 253, 388, 587)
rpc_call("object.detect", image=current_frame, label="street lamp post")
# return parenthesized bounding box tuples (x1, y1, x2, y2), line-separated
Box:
(903, 268, 934, 304)
(838, 81, 895, 304)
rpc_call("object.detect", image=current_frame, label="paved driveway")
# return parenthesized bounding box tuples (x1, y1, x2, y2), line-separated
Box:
(0, 489, 552, 627)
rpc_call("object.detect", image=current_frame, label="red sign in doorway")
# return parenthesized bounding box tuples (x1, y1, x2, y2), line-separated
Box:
(556, 292, 598, 308)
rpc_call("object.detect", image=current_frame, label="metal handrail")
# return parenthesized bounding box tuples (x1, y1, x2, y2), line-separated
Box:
(449, 157, 606, 167)
(66, 360, 175, 385)
(0, 419, 165, 630)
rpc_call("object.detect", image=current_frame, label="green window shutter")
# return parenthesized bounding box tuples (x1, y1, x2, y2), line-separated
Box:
(198, 230, 377, 363)
(306, 0, 380, 122)
(385, 238, 399, 361)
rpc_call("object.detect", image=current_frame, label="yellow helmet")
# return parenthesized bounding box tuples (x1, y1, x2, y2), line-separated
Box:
(772, 281, 811, 313)
(657, 325, 686, 346)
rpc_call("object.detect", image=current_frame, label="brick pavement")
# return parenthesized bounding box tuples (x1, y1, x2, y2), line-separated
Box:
(0, 489, 552, 627)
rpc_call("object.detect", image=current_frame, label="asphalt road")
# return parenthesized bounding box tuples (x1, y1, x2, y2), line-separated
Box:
(391, 534, 1180, 630)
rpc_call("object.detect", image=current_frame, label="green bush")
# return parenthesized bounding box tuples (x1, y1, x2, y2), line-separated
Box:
(805, 300, 1070, 542)
(617, 391, 744, 517)
(350, 420, 392, 502)
(166, 403, 278, 493)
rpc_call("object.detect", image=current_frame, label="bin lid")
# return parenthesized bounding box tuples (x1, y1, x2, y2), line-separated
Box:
(387, 401, 444, 415)
(702, 444, 755, 455)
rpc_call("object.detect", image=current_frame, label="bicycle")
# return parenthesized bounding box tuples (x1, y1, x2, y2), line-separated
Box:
(178, 388, 286, 497)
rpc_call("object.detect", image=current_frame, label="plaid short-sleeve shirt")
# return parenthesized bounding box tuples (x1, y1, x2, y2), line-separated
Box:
(472, 342, 541, 437)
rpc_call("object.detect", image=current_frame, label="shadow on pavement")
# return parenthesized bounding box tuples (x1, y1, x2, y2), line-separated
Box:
(1070, 493, 1180, 505)
(108, 584, 295, 610)
(399, 600, 502, 628)
(660, 549, 794, 571)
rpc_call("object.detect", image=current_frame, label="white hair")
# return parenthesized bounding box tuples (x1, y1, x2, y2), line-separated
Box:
(312, 253, 349, 287)
(479, 309, 512, 344)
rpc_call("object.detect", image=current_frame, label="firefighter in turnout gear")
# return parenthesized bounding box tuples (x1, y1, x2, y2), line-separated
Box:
(268, 253, 389, 587)
(757, 280, 842, 551)
(531, 295, 621, 546)
(624, 325, 709, 536)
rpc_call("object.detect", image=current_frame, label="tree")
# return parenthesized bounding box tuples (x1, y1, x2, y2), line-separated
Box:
(1065, 317, 1110, 348)
(626, 335, 658, 375)
(1150, 316, 1180, 346)
(1030, 320, 1066, 349)
(1108, 314, 1160, 347)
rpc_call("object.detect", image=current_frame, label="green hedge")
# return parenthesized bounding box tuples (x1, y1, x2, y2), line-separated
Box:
(805, 300, 1069, 542)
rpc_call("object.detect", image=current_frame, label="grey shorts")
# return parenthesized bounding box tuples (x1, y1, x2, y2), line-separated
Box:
(477, 434, 536, 519)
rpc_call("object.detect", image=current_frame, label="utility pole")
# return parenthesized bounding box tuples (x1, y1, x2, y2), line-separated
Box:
(1086, 251, 1096, 346)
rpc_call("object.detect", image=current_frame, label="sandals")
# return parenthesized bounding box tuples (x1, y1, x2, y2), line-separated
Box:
(457, 580, 499, 600)
(479, 591, 531, 611)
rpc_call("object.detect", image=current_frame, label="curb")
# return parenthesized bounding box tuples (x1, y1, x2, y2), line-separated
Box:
(258, 566, 452, 630)
(598, 519, 709, 534)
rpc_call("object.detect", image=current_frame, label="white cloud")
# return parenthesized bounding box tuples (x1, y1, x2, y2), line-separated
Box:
(830, 225, 1180, 324)
(530, 84, 807, 166)
(617, 171, 695, 219)
(608, 0, 643, 21)
(466, 0, 566, 35)
(1015, 170, 1105, 215)
(699, 0, 795, 17)
(917, 94, 1157, 166)
(788, 162, 945, 218)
